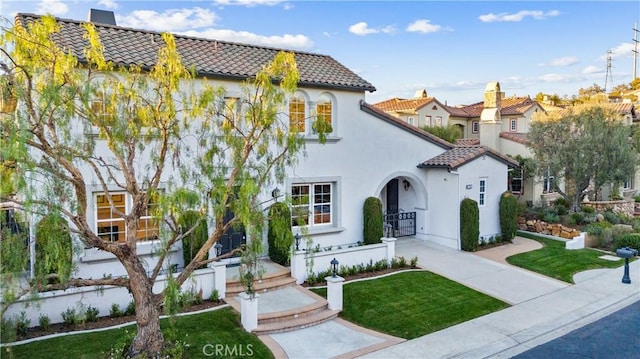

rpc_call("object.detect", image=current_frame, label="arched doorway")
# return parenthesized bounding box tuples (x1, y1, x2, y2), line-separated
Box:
(381, 176, 420, 237)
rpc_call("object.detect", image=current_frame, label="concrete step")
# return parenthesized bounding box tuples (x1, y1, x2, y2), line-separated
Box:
(226, 273, 296, 297)
(252, 308, 340, 335)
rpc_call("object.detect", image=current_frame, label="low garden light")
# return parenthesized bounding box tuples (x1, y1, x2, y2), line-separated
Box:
(214, 241, 223, 257)
(331, 257, 339, 278)
(294, 232, 301, 251)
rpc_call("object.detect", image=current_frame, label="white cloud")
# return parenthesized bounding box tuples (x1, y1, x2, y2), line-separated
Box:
(98, 0, 118, 10)
(36, 0, 69, 15)
(550, 56, 578, 66)
(180, 29, 314, 50)
(118, 8, 217, 31)
(406, 19, 443, 33)
(349, 22, 379, 35)
(478, 10, 560, 23)
(213, 0, 285, 6)
(582, 65, 602, 74)
(609, 42, 635, 59)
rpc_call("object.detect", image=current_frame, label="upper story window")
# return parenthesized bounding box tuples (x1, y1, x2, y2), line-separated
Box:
(291, 183, 333, 227)
(316, 94, 333, 132)
(408, 116, 414, 125)
(623, 175, 633, 189)
(289, 94, 306, 132)
(91, 91, 114, 121)
(95, 192, 159, 242)
(510, 118, 517, 132)
(543, 169, 555, 193)
(510, 169, 523, 195)
(472, 121, 479, 134)
(426, 115, 432, 126)
(222, 97, 241, 127)
(435, 116, 442, 126)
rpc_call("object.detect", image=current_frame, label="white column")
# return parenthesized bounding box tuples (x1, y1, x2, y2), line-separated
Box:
(325, 275, 345, 311)
(381, 237, 397, 265)
(291, 250, 307, 284)
(211, 261, 227, 299)
(239, 292, 259, 332)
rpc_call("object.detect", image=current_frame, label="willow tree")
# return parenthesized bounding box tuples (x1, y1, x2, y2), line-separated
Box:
(527, 106, 637, 211)
(0, 15, 314, 357)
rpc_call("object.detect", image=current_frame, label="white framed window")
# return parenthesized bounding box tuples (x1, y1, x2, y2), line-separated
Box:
(510, 169, 523, 195)
(289, 94, 306, 133)
(510, 118, 517, 132)
(315, 94, 333, 134)
(426, 115, 432, 126)
(291, 183, 333, 227)
(623, 175, 633, 189)
(543, 169, 555, 193)
(222, 97, 241, 126)
(435, 116, 442, 126)
(95, 192, 159, 242)
(479, 179, 487, 206)
(408, 116, 414, 125)
(472, 121, 479, 133)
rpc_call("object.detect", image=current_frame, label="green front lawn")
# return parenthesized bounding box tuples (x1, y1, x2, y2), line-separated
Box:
(311, 271, 509, 339)
(507, 232, 628, 283)
(4, 307, 273, 359)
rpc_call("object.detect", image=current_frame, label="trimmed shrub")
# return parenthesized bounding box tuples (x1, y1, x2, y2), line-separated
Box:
(178, 210, 209, 268)
(35, 213, 73, 284)
(614, 233, 640, 251)
(499, 192, 518, 241)
(267, 202, 294, 266)
(460, 198, 479, 252)
(363, 197, 383, 244)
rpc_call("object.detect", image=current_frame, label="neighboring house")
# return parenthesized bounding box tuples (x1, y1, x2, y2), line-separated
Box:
(372, 89, 450, 128)
(8, 11, 517, 285)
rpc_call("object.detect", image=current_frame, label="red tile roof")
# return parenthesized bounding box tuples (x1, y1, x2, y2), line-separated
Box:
(372, 97, 435, 113)
(499, 132, 529, 145)
(455, 138, 480, 146)
(448, 96, 539, 118)
(16, 13, 376, 93)
(418, 145, 519, 170)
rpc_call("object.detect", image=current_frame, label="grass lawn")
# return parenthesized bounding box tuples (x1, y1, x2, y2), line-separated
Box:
(4, 307, 273, 359)
(507, 232, 628, 283)
(310, 271, 509, 339)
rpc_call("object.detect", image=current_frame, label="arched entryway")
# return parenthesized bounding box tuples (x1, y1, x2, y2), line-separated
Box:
(376, 174, 427, 238)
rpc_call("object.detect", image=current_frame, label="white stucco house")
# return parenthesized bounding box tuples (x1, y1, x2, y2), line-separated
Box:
(4, 11, 517, 286)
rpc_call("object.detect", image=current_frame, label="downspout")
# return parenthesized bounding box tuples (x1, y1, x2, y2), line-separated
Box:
(449, 168, 461, 251)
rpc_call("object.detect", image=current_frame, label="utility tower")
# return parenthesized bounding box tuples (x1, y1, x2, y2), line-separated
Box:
(604, 49, 614, 92)
(633, 22, 639, 80)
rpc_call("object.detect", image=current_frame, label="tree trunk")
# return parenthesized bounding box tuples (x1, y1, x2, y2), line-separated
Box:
(122, 253, 165, 358)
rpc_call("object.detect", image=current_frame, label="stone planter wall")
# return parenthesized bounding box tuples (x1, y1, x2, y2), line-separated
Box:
(581, 199, 634, 217)
(517, 217, 581, 239)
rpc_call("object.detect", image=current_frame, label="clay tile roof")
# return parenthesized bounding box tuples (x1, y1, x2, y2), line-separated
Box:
(450, 96, 538, 118)
(554, 102, 636, 118)
(455, 138, 480, 146)
(418, 145, 518, 170)
(499, 132, 529, 145)
(359, 101, 453, 150)
(16, 13, 376, 93)
(372, 97, 434, 113)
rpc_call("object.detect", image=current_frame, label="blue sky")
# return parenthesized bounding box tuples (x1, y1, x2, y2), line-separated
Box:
(2, 1, 639, 105)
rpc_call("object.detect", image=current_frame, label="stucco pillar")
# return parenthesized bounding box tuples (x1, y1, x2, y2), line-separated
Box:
(325, 275, 345, 311)
(381, 237, 396, 265)
(291, 249, 307, 284)
(211, 261, 227, 299)
(239, 292, 259, 332)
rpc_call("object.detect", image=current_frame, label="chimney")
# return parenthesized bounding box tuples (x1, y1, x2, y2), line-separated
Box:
(88, 9, 116, 26)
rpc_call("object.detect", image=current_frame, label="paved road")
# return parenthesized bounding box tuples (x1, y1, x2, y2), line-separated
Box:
(514, 300, 640, 359)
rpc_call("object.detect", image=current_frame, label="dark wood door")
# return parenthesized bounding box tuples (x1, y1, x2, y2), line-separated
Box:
(219, 206, 246, 256)
(386, 179, 399, 214)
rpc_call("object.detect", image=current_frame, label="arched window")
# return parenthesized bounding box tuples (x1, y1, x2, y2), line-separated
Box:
(289, 94, 306, 132)
(316, 94, 333, 129)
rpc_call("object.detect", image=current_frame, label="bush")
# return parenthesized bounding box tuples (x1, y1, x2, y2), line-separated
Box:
(499, 192, 518, 241)
(61, 308, 78, 326)
(209, 289, 220, 302)
(460, 198, 479, 252)
(85, 306, 100, 322)
(542, 211, 560, 224)
(109, 303, 123, 318)
(125, 301, 136, 316)
(38, 314, 50, 330)
(554, 204, 568, 216)
(35, 213, 73, 284)
(363, 197, 383, 244)
(603, 211, 621, 225)
(569, 212, 585, 225)
(178, 210, 209, 268)
(614, 233, 640, 250)
(553, 197, 571, 208)
(267, 202, 294, 266)
(15, 311, 30, 336)
(581, 205, 595, 214)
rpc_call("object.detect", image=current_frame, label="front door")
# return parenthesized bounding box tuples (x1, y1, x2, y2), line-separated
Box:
(386, 178, 399, 214)
(219, 206, 246, 256)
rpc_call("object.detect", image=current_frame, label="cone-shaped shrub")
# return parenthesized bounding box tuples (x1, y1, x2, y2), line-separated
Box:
(460, 198, 479, 252)
(363, 197, 383, 244)
(268, 202, 294, 265)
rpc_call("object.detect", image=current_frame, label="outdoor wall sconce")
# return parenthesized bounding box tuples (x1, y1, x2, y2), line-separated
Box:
(330, 257, 339, 278)
(271, 187, 281, 200)
(214, 241, 223, 257)
(402, 179, 410, 191)
(294, 232, 301, 251)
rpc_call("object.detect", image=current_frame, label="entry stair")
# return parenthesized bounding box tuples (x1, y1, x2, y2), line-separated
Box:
(224, 260, 339, 335)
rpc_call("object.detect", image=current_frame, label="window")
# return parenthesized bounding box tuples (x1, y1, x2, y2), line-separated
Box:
(96, 193, 126, 242)
(435, 116, 442, 126)
(408, 116, 414, 125)
(316, 95, 332, 130)
(479, 179, 486, 206)
(289, 95, 306, 132)
(472, 121, 479, 133)
(623, 176, 633, 189)
(95, 192, 159, 242)
(510, 169, 523, 194)
(91, 91, 114, 121)
(426, 115, 432, 126)
(291, 183, 332, 227)
(510, 118, 517, 132)
(221, 97, 241, 128)
(543, 169, 555, 193)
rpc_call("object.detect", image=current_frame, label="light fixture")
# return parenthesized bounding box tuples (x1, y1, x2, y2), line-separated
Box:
(330, 258, 339, 278)
(271, 188, 281, 200)
(214, 241, 223, 257)
(402, 179, 410, 191)
(294, 232, 301, 251)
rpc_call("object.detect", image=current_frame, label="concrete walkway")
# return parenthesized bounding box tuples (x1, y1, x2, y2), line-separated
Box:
(359, 237, 640, 359)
